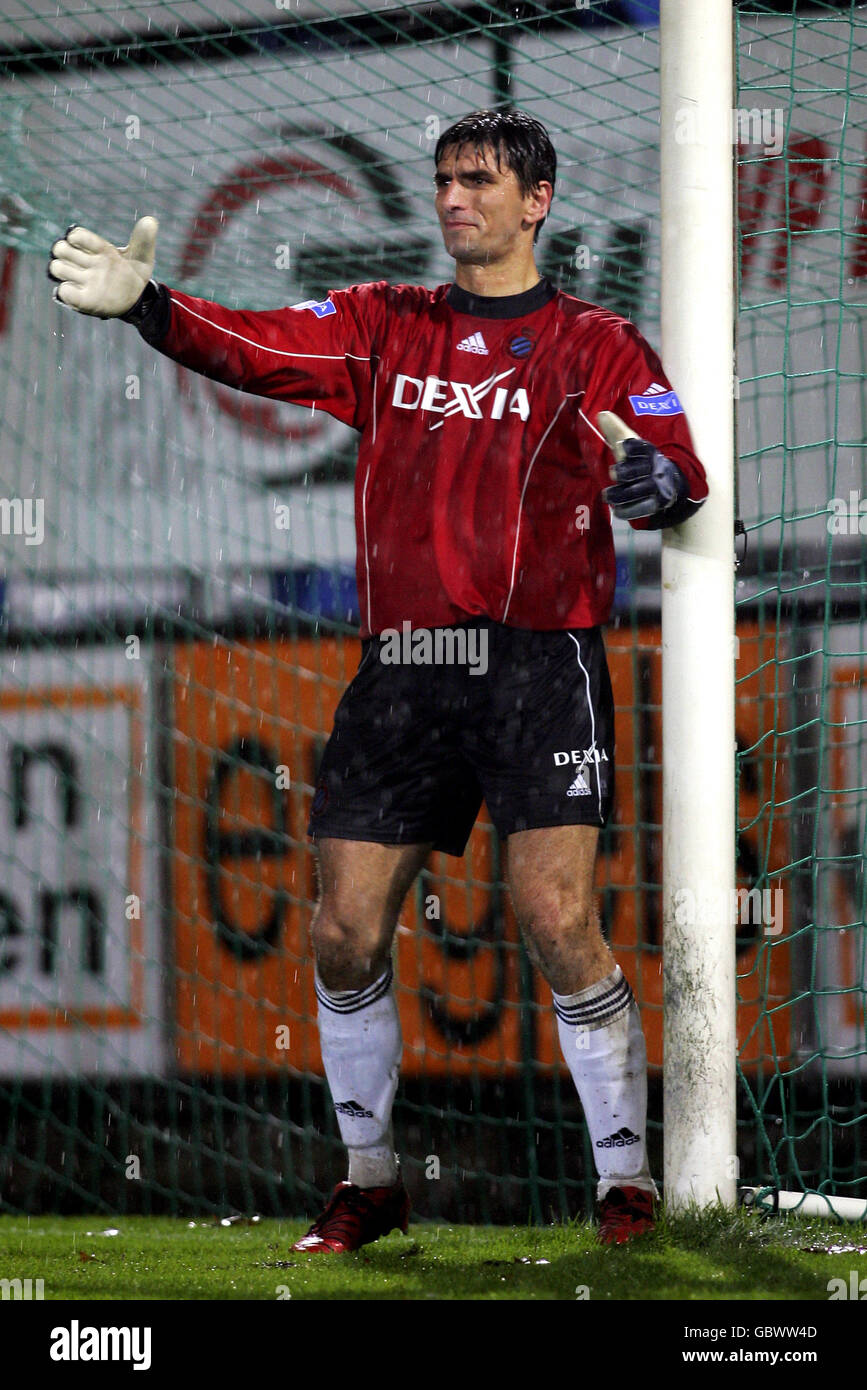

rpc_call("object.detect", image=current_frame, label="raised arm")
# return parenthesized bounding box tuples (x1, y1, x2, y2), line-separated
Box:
(48, 217, 380, 430)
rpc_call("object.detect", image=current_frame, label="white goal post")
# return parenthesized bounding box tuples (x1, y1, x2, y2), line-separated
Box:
(742, 1189, 867, 1223)
(659, 0, 737, 1209)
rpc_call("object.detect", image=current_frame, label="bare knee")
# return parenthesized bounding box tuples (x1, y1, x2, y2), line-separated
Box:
(311, 897, 392, 992)
(506, 825, 609, 993)
(311, 838, 430, 992)
(517, 896, 612, 995)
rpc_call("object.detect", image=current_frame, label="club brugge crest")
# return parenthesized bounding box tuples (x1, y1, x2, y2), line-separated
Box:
(175, 126, 432, 483)
(507, 327, 537, 360)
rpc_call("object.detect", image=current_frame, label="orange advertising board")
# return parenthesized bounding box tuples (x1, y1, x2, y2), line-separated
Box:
(822, 661, 867, 1068)
(530, 625, 794, 1072)
(169, 626, 793, 1075)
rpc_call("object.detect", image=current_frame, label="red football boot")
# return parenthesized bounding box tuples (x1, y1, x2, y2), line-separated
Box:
(291, 1178, 411, 1254)
(597, 1185, 656, 1245)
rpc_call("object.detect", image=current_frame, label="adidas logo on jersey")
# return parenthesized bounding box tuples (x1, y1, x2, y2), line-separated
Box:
(566, 769, 591, 797)
(456, 331, 489, 354)
(596, 1127, 641, 1149)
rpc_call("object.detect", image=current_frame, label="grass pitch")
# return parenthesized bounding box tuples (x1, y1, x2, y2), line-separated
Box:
(0, 1208, 863, 1300)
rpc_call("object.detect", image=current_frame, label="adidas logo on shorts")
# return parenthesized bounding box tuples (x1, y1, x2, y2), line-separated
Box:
(566, 768, 591, 797)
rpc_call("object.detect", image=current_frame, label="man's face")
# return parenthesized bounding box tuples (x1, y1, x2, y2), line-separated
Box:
(434, 142, 548, 264)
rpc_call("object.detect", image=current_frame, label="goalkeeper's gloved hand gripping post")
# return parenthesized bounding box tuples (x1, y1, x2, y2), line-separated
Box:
(597, 409, 690, 526)
(47, 217, 158, 319)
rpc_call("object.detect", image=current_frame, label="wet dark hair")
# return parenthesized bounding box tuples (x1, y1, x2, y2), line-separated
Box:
(434, 108, 556, 243)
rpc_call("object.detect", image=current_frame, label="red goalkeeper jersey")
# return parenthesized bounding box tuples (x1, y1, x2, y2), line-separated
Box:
(139, 276, 708, 638)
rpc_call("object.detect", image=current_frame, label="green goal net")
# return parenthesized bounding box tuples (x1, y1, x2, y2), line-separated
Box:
(0, 0, 863, 1222)
(735, 0, 867, 1205)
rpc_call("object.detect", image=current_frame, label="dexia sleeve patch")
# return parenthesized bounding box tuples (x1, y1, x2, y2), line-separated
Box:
(290, 298, 337, 317)
(628, 387, 684, 417)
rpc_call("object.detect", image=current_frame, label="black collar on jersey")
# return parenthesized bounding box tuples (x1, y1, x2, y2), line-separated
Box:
(446, 276, 557, 319)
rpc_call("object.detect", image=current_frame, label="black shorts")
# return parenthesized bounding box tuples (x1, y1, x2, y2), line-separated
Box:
(307, 618, 615, 857)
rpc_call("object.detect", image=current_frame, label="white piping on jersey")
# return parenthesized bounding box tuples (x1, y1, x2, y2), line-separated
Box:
(361, 464, 372, 631)
(568, 632, 603, 819)
(501, 391, 583, 623)
(362, 355, 380, 629)
(371, 354, 379, 445)
(170, 293, 380, 626)
(170, 295, 370, 365)
(578, 405, 607, 445)
(427, 368, 515, 431)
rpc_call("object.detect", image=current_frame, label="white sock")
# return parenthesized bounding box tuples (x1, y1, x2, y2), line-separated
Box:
(553, 965, 657, 1201)
(315, 963, 401, 1189)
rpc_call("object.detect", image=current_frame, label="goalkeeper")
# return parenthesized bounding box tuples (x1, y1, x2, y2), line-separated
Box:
(48, 108, 707, 1249)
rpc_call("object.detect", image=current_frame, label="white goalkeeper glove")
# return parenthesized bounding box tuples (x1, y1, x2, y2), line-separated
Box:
(47, 216, 158, 319)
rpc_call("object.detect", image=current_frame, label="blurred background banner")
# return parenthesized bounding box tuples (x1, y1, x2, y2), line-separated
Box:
(0, 645, 163, 1076)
